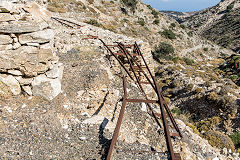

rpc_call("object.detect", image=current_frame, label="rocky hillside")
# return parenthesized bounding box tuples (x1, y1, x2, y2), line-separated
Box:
(180, 0, 240, 53)
(0, 0, 240, 159)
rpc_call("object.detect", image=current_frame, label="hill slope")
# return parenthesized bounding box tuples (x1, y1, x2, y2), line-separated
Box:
(181, 0, 240, 53)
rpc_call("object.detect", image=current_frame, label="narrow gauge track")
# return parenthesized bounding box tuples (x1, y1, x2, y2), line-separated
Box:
(52, 17, 182, 160)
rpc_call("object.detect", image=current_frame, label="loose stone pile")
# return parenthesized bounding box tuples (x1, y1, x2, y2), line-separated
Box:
(0, 1, 63, 100)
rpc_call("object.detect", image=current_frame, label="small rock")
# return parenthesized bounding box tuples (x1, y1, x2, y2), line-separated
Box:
(10, 33, 16, 38)
(21, 104, 26, 108)
(141, 102, 147, 112)
(72, 63, 78, 67)
(80, 112, 91, 118)
(0, 35, 12, 45)
(13, 37, 18, 43)
(46, 64, 64, 79)
(16, 77, 33, 85)
(12, 42, 21, 50)
(7, 70, 23, 76)
(79, 136, 86, 141)
(26, 42, 40, 47)
(22, 85, 32, 95)
(0, 13, 15, 22)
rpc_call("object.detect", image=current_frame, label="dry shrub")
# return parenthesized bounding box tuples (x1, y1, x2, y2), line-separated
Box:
(204, 130, 235, 151)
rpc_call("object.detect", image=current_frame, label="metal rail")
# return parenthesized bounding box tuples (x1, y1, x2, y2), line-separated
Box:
(81, 35, 182, 160)
(51, 16, 83, 29)
(50, 17, 183, 158)
(102, 41, 181, 160)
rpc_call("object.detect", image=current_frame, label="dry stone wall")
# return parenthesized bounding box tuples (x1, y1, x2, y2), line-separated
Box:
(0, 1, 63, 100)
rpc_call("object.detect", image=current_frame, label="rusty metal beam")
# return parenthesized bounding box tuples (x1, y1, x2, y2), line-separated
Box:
(153, 77, 177, 160)
(107, 76, 128, 160)
(99, 39, 136, 82)
(117, 42, 156, 92)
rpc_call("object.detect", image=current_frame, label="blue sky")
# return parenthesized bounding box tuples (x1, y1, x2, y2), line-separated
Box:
(142, 0, 221, 12)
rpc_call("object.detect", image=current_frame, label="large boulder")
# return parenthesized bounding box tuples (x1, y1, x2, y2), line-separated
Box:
(0, 74, 21, 95)
(19, 29, 54, 44)
(32, 74, 62, 100)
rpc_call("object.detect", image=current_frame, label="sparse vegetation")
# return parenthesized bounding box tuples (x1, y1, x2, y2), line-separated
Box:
(153, 19, 159, 25)
(230, 132, 240, 149)
(171, 107, 182, 115)
(170, 23, 176, 28)
(180, 24, 186, 29)
(153, 42, 175, 60)
(121, 0, 138, 10)
(84, 19, 102, 27)
(183, 57, 194, 65)
(204, 130, 235, 150)
(151, 9, 159, 18)
(203, 47, 208, 52)
(227, 3, 234, 12)
(161, 29, 176, 40)
(187, 31, 193, 37)
(137, 18, 145, 26)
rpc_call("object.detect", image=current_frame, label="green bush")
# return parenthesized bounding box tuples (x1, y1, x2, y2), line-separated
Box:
(230, 75, 238, 81)
(137, 18, 145, 26)
(171, 107, 182, 115)
(84, 19, 101, 27)
(151, 9, 159, 18)
(171, 23, 176, 28)
(227, 3, 234, 12)
(161, 29, 176, 40)
(121, 0, 138, 8)
(153, 42, 175, 60)
(153, 19, 159, 25)
(230, 132, 240, 148)
(180, 24, 186, 29)
(183, 57, 194, 65)
(204, 130, 235, 150)
(203, 47, 208, 51)
(187, 31, 193, 37)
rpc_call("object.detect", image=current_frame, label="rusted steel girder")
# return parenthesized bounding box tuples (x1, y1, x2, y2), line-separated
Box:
(106, 76, 128, 160)
(134, 42, 182, 138)
(153, 76, 180, 160)
(51, 16, 83, 29)
(96, 39, 182, 160)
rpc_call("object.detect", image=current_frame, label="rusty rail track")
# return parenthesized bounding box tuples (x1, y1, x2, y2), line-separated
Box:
(83, 36, 182, 159)
(51, 16, 83, 29)
(51, 17, 182, 159)
(94, 37, 182, 160)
